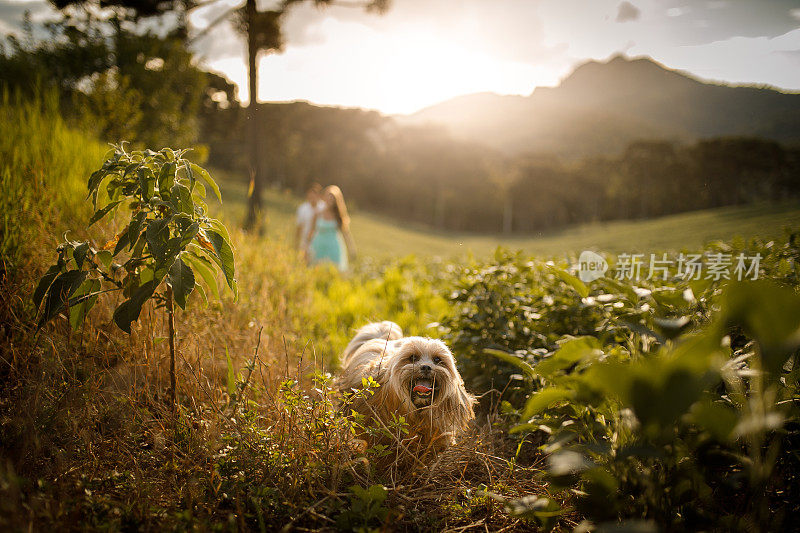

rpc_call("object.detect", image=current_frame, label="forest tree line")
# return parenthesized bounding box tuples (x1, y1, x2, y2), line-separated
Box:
(204, 102, 800, 233)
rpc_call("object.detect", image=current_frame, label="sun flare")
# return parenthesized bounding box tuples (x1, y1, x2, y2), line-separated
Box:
(208, 18, 554, 114)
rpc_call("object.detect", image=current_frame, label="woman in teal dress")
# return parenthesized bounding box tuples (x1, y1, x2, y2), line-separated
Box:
(306, 185, 356, 271)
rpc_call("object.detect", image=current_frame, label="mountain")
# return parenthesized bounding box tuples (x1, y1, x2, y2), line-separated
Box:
(404, 55, 800, 157)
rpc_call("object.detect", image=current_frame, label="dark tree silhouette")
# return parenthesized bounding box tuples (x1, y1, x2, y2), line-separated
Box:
(186, 0, 391, 231)
(238, 0, 391, 232)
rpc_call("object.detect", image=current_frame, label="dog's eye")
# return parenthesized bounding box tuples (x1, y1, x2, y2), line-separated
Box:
(409, 353, 419, 363)
(433, 356, 442, 365)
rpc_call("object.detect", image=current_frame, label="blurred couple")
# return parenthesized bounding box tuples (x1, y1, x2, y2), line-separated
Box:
(295, 183, 356, 272)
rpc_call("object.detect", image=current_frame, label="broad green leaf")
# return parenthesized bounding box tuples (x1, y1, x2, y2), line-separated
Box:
(68, 278, 101, 330)
(137, 167, 155, 201)
(146, 218, 171, 262)
(160, 147, 176, 162)
(95, 250, 113, 269)
(140, 266, 154, 284)
(189, 163, 221, 202)
(582, 466, 619, 494)
(549, 266, 589, 298)
(484, 348, 535, 377)
(206, 218, 232, 245)
(170, 183, 192, 215)
(184, 161, 196, 189)
(193, 281, 208, 307)
(178, 221, 200, 247)
(158, 161, 177, 193)
(207, 229, 235, 289)
(127, 211, 147, 251)
(73, 242, 90, 269)
(518, 387, 575, 423)
(121, 161, 140, 179)
(630, 368, 705, 427)
(36, 270, 88, 329)
(162, 237, 183, 269)
(113, 279, 157, 334)
(719, 280, 800, 376)
(130, 227, 148, 259)
(365, 484, 387, 503)
(184, 252, 219, 300)
(191, 180, 206, 201)
(88, 200, 122, 227)
(87, 168, 106, 198)
(112, 227, 131, 257)
(535, 337, 603, 378)
(33, 264, 62, 309)
(168, 256, 195, 310)
(690, 400, 737, 442)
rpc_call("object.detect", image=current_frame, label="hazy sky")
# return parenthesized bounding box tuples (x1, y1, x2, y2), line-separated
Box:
(2, 0, 800, 113)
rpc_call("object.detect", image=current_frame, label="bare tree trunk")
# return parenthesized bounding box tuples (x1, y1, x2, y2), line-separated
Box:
(244, 0, 263, 232)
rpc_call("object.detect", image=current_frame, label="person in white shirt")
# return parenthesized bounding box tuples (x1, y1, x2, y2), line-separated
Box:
(295, 183, 324, 259)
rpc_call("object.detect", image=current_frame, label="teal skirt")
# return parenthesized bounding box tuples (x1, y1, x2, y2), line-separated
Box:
(310, 219, 347, 272)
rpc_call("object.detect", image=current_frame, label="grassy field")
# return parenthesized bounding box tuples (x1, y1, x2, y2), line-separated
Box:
(215, 173, 800, 260)
(3, 98, 800, 530)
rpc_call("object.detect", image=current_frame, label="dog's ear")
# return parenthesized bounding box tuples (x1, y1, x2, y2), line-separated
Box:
(454, 382, 476, 428)
(441, 379, 476, 432)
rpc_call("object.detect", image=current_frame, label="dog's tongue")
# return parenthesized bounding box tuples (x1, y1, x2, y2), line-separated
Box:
(413, 384, 433, 394)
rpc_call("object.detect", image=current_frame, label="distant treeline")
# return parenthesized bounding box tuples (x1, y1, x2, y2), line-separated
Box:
(204, 103, 800, 233)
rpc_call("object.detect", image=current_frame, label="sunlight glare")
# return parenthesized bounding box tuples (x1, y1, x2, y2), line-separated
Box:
(207, 17, 555, 114)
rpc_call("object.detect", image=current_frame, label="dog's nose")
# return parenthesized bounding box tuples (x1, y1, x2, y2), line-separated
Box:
(420, 364, 432, 373)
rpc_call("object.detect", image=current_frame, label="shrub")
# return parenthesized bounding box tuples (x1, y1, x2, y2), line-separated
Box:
(443, 235, 800, 531)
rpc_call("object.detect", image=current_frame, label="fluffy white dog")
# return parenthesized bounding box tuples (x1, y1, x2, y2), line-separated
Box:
(337, 321, 476, 451)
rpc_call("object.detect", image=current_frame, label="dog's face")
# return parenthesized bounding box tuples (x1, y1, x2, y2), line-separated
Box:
(338, 322, 476, 449)
(384, 337, 464, 410)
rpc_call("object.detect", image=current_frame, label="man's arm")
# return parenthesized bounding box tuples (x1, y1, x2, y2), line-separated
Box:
(305, 212, 319, 250)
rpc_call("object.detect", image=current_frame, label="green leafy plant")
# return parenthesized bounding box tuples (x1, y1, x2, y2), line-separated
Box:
(336, 484, 389, 532)
(448, 238, 800, 531)
(33, 144, 236, 415)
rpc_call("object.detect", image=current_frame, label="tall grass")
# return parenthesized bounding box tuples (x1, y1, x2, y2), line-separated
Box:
(0, 89, 108, 273)
(1, 95, 535, 531)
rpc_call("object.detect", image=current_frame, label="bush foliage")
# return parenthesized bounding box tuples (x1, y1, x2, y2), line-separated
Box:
(443, 240, 800, 531)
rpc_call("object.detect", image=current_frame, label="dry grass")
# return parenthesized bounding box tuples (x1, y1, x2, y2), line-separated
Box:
(0, 273, 560, 530)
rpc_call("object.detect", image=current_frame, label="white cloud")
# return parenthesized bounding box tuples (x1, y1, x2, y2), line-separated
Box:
(667, 6, 691, 17)
(643, 28, 800, 90)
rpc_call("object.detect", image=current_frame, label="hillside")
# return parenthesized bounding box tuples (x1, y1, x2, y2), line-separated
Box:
(216, 176, 800, 259)
(406, 55, 800, 157)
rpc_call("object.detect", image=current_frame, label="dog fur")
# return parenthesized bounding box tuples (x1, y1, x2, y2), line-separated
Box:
(337, 321, 476, 451)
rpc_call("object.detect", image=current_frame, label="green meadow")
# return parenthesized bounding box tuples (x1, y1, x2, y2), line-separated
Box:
(217, 175, 800, 259)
